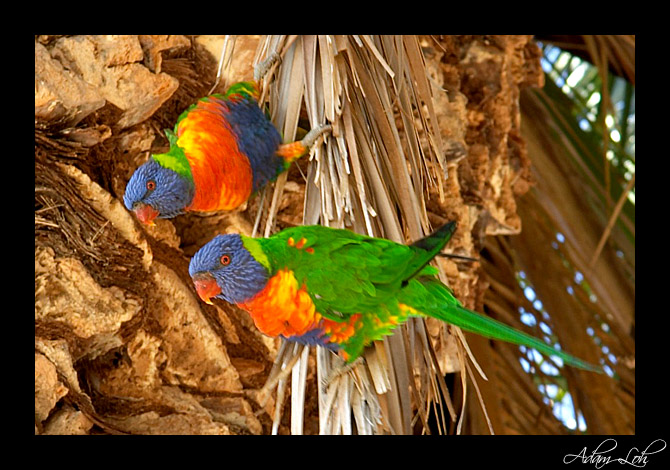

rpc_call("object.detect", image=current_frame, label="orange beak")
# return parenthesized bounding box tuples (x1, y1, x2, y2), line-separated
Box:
(193, 273, 222, 305)
(133, 203, 160, 226)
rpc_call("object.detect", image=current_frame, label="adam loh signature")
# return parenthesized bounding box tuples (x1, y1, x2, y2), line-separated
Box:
(564, 439, 666, 468)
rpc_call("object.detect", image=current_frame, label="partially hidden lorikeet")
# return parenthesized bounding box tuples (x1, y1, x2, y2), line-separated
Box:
(188, 222, 602, 373)
(123, 80, 330, 225)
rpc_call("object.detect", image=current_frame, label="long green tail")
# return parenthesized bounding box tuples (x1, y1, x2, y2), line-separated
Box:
(406, 277, 603, 373)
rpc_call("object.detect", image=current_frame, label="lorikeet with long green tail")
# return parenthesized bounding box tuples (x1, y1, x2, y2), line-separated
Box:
(188, 222, 602, 373)
(123, 80, 330, 225)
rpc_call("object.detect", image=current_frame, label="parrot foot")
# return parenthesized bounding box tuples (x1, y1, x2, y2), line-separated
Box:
(257, 342, 306, 410)
(254, 51, 282, 82)
(301, 123, 333, 150)
(320, 356, 365, 390)
(276, 123, 332, 162)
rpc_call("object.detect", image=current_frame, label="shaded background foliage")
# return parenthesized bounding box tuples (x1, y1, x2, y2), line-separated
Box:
(35, 35, 634, 435)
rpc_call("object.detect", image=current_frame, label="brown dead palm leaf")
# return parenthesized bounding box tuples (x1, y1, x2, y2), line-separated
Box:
(215, 35, 470, 435)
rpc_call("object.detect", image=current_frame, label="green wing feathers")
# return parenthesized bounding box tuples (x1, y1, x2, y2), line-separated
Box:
(275, 226, 411, 316)
(265, 225, 425, 321)
(409, 221, 456, 264)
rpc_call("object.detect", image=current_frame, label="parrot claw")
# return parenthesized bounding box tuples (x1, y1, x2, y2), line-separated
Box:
(320, 356, 365, 391)
(301, 124, 333, 150)
(257, 342, 307, 410)
(254, 51, 282, 82)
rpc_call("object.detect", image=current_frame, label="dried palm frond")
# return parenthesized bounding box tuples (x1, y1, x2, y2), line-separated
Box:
(214, 35, 466, 435)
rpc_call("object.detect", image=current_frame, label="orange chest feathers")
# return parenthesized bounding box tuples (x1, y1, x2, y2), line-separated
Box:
(237, 267, 361, 348)
(177, 100, 253, 212)
(238, 268, 319, 338)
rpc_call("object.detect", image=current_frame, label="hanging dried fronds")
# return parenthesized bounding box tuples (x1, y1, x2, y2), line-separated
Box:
(239, 35, 543, 435)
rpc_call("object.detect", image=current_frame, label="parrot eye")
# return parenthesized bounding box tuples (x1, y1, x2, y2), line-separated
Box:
(146, 180, 156, 191)
(220, 254, 231, 266)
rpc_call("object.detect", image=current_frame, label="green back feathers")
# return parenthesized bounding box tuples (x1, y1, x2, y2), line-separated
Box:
(255, 223, 456, 309)
(257, 225, 449, 322)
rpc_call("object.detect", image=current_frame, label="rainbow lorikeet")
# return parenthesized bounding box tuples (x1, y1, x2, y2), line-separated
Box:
(123, 81, 330, 225)
(188, 222, 602, 372)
